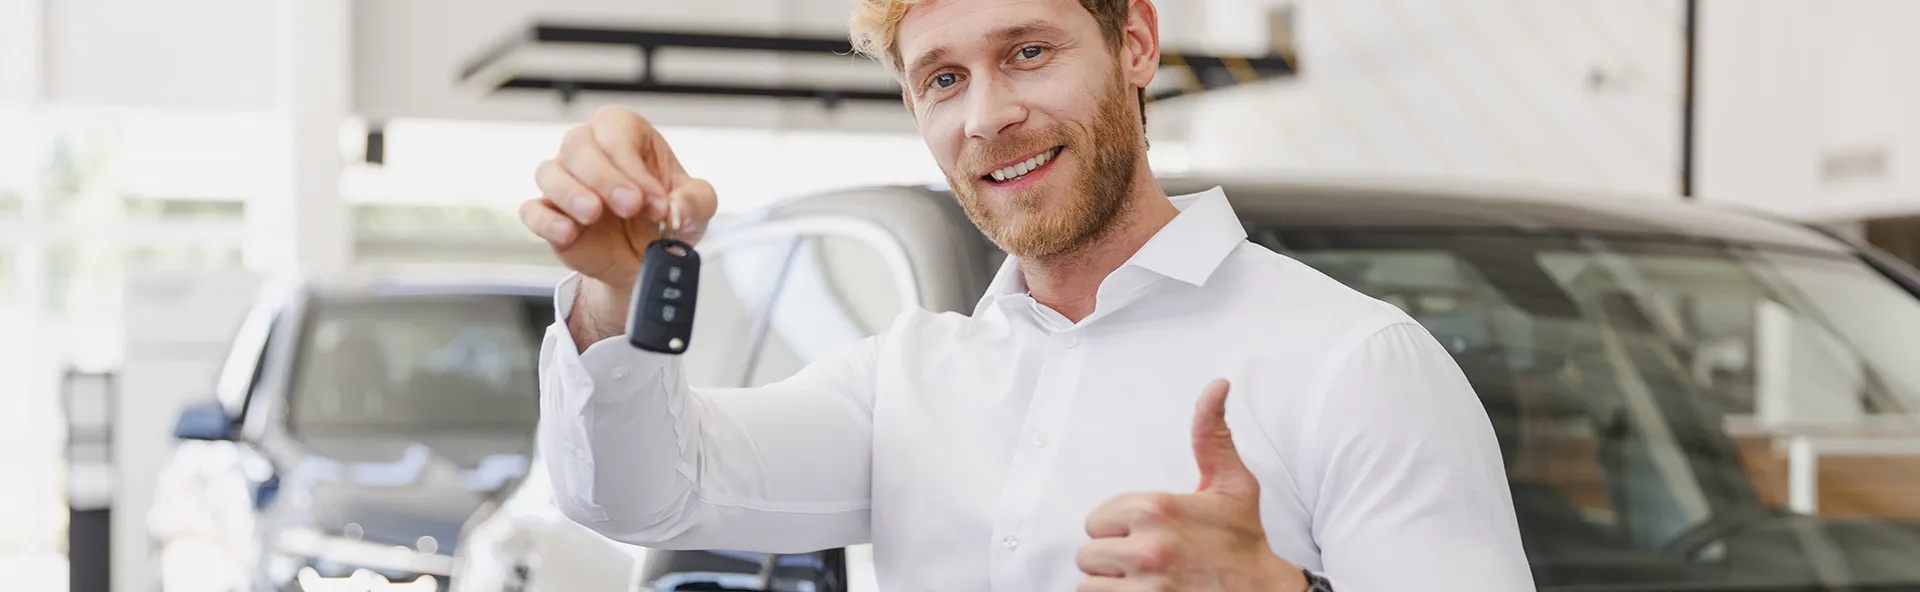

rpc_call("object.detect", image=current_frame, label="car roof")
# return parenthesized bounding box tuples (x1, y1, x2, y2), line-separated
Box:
(826, 175, 1848, 255)
(1159, 174, 1850, 253)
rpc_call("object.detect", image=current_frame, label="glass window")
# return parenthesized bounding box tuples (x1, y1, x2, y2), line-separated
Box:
(1266, 228, 1920, 590)
(749, 235, 908, 387)
(123, 197, 244, 222)
(681, 239, 791, 388)
(287, 294, 550, 433)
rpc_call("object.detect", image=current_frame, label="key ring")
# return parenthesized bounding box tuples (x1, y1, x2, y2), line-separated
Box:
(658, 199, 678, 242)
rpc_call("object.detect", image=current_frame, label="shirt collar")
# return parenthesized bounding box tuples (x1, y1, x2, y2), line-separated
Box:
(974, 186, 1246, 312)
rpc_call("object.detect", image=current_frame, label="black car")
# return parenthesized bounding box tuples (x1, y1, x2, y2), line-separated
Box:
(151, 272, 557, 591)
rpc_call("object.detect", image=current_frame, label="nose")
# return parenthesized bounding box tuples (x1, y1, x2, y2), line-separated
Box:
(963, 73, 1027, 140)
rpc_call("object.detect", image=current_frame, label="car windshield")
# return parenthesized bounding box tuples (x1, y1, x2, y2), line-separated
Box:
(1260, 228, 1920, 590)
(289, 293, 551, 434)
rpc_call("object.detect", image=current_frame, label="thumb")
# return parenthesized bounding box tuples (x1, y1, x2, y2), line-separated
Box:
(1191, 378, 1257, 498)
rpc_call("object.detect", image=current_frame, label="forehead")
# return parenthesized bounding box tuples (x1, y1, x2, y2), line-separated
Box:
(897, 0, 1094, 61)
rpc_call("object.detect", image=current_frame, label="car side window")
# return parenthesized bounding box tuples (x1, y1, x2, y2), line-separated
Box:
(747, 234, 910, 386)
(685, 239, 793, 388)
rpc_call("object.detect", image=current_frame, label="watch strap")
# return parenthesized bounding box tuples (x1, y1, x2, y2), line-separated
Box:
(1302, 569, 1335, 592)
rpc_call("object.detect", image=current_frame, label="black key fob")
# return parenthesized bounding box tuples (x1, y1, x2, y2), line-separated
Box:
(626, 239, 700, 354)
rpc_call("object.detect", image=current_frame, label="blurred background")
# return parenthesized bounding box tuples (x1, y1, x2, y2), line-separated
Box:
(4, 0, 1920, 591)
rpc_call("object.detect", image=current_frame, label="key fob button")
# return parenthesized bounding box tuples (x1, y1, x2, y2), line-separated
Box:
(660, 286, 683, 301)
(666, 266, 683, 283)
(658, 304, 680, 323)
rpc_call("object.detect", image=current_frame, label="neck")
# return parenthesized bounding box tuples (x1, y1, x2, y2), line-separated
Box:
(1021, 165, 1177, 323)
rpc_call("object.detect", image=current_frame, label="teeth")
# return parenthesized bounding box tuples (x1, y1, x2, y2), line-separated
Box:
(990, 148, 1056, 183)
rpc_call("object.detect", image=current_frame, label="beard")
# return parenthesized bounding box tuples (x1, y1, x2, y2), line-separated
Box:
(946, 68, 1143, 262)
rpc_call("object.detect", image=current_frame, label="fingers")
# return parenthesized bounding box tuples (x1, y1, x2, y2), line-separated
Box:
(556, 125, 649, 218)
(1190, 378, 1256, 497)
(1075, 536, 1173, 578)
(590, 107, 673, 217)
(535, 158, 609, 226)
(1085, 493, 1178, 539)
(520, 198, 578, 248)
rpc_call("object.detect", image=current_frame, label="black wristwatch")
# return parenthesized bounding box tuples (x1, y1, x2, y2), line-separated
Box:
(1301, 569, 1334, 592)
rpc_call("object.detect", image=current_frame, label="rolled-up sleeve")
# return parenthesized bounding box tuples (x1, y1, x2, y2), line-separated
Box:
(538, 273, 879, 553)
(1297, 322, 1535, 591)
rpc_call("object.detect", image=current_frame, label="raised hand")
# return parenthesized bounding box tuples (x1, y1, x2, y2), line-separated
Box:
(1076, 379, 1308, 592)
(519, 105, 720, 346)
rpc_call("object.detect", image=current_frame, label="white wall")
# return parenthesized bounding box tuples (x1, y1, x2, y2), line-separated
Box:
(41, 0, 275, 109)
(1182, 0, 1685, 196)
(1696, 0, 1920, 220)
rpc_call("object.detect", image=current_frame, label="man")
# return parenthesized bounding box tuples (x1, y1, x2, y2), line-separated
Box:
(518, 0, 1534, 589)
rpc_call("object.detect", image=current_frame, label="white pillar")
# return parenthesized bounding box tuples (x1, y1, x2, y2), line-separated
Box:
(247, 0, 352, 278)
(0, 0, 42, 104)
(2, 0, 62, 576)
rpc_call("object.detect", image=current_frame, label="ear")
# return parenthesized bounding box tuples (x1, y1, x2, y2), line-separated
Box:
(1122, 0, 1162, 93)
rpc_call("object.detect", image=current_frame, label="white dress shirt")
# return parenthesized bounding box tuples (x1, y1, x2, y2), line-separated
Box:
(538, 188, 1535, 591)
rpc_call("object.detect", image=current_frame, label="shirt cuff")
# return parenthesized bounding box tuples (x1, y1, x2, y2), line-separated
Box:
(544, 273, 674, 417)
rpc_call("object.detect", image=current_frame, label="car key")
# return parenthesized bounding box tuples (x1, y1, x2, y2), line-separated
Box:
(626, 205, 700, 354)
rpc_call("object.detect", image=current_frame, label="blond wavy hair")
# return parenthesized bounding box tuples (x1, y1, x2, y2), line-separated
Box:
(848, 0, 1145, 124)
(849, 0, 1131, 76)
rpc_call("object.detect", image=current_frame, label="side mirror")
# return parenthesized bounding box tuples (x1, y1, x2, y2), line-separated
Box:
(173, 400, 234, 441)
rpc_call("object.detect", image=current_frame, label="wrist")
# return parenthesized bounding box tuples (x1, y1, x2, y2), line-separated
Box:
(1279, 566, 1310, 592)
(1261, 554, 1311, 592)
(569, 277, 633, 350)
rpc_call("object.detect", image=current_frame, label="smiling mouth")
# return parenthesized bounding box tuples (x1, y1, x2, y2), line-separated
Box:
(982, 147, 1064, 185)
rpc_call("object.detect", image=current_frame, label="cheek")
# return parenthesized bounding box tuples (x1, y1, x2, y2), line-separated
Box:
(920, 109, 967, 166)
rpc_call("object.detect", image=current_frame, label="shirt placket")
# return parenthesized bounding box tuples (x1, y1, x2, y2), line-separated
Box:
(989, 304, 1087, 589)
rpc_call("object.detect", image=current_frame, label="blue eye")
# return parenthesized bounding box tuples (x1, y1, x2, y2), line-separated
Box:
(933, 73, 958, 89)
(1018, 46, 1044, 59)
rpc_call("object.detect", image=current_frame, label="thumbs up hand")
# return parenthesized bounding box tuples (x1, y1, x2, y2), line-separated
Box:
(1076, 379, 1309, 592)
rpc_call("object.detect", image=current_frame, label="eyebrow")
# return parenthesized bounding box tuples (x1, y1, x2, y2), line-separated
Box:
(903, 20, 1072, 83)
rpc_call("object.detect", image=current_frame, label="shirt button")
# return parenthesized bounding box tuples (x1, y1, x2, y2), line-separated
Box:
(1031, 432, 1048, 448)
(612, 367, 628, 380)
(1002, 535, 1019, 550)
(572, 447, 588, 461)
(1062, 333, 1080, 348)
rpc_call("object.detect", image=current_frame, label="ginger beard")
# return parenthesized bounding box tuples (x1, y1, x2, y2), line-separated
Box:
(947, 66, 1142, 262)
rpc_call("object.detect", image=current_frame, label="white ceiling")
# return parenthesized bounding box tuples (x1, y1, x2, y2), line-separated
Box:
(15, 0, 1240, 133)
